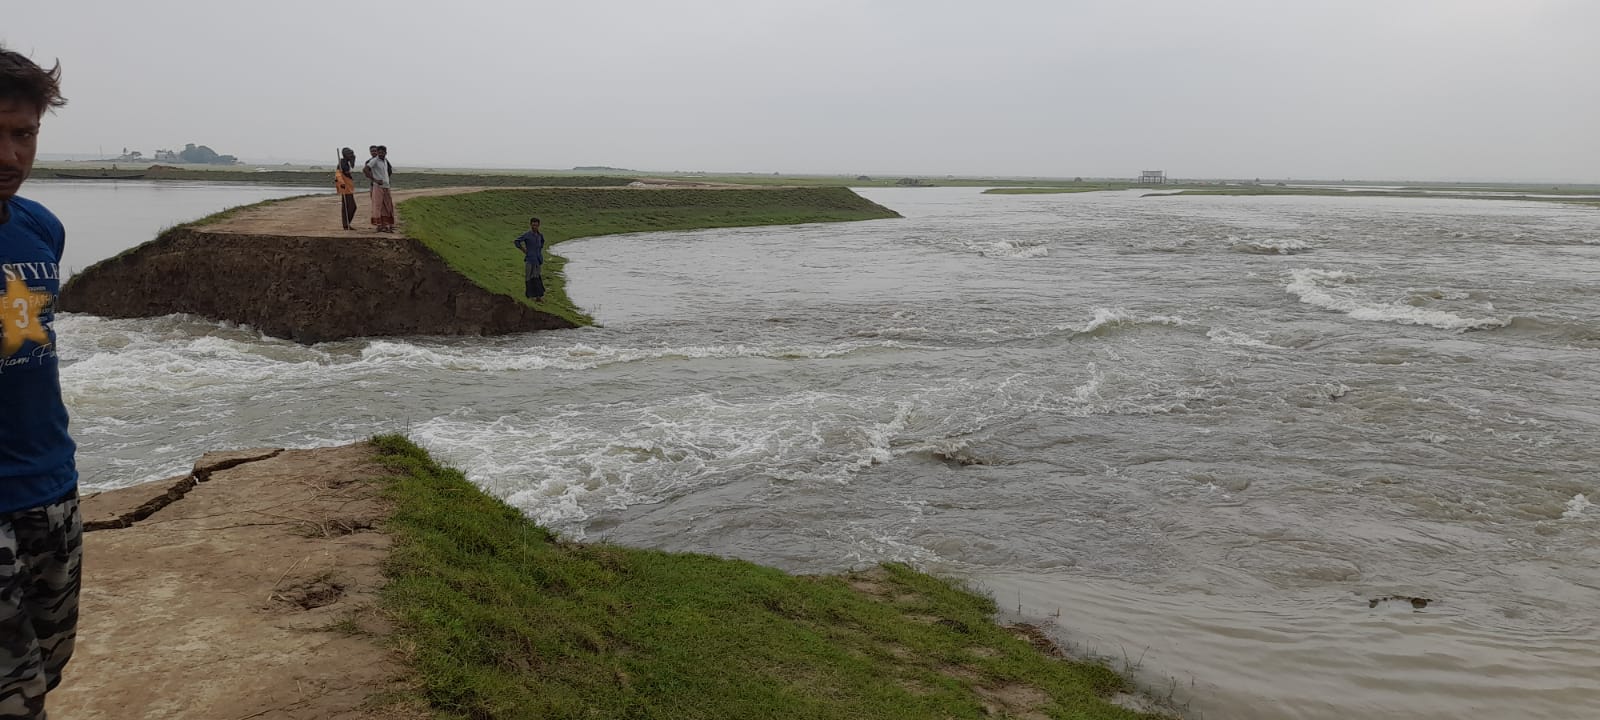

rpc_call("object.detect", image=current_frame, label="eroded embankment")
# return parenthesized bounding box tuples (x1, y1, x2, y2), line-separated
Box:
(60, 225, 574, 343)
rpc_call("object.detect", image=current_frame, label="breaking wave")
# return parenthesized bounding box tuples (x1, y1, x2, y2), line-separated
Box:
(1057, 307, 1185, 338)
(1230, 236, 1313, 254)
(1206, 327, 1283, 349)
(962, 236, 1051, 258)
(1285, 269, 1509, 330)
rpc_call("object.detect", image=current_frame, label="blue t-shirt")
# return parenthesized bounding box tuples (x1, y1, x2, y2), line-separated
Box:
(0, 195, 76, 513)
(515, 231, 545, 265)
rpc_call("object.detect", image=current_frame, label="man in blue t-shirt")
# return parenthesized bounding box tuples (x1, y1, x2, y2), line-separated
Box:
(0, 46, 79, 720)
(513, 216, 546, 302)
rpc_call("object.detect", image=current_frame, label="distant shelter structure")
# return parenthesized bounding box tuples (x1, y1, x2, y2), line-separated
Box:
(1138, 170, 1167, 184)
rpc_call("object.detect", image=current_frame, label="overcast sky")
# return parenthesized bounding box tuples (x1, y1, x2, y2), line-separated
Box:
(7, 1, 1597, 181)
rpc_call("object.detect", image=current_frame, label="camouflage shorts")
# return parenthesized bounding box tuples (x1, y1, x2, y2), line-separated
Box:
(0, 493, 81, 720)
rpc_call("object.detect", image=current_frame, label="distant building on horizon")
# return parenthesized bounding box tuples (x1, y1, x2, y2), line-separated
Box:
(1138, 170, 1167, 184)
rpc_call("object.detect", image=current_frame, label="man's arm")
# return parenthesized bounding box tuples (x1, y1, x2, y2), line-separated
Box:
(514, 234, 526, 253)
(362, 161, 374, 181)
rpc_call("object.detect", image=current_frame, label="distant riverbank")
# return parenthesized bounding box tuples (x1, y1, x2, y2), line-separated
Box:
(1144, 185, 1600, 206)
(983, 182, 1600, 206)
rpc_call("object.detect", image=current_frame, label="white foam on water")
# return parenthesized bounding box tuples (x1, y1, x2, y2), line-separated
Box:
(1062, 307, 1185, 337)
(1206, 327, 1281, 349)
(60, 333, 338, 401)
(407, 371, 1122, 537)
(410, 390, 985, 535)
(1285, 269, 1509, 330)
(962, 236, 1051, 258)
(356, 338, 909, 372)
(58, 314, 945, 496)
(59, 317, 913, 401)
(1229, 235, 1313, 254)
(1562, 494, 1591, 519)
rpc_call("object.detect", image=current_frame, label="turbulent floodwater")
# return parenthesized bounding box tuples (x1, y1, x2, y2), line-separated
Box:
(43, 183, 1600, 719)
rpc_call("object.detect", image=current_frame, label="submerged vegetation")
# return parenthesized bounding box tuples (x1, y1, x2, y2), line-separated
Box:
(398, 187, 901, 326)
(371, 434, 1168, 720)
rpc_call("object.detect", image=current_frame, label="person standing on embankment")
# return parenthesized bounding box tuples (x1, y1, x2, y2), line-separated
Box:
(0, 46, 82, 720)
(514, 217, 545, 302)
(362, 144, 395, 233)
(335, 147, 357, 230)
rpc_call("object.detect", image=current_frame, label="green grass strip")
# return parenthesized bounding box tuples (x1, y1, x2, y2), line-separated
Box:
(397, 187, 901, 327)
(370, 435, 1168, 720)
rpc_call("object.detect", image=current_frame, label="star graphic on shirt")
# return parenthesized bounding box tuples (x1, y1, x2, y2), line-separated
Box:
(0, 274, 53, 357)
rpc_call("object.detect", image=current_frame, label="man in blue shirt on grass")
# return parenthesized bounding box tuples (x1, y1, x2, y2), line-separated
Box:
(0, 46, 79, 720)
(514, 217, 545, 302)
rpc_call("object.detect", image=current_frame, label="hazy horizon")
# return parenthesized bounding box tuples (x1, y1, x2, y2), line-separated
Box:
(9, 1, 1598, 184)
(33, 152, 1597, 187)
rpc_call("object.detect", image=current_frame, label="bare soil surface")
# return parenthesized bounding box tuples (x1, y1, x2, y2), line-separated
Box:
(205, 187, 483, 238)
(51, 444, 424, 720)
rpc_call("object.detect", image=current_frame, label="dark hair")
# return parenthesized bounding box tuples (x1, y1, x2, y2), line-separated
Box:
(529, 217, 541, 224)
(377, 145, 387, 152)
(0, 47, 67, 114)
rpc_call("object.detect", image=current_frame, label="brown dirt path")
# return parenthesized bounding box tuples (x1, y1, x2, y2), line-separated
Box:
(204, 187, 484, 238)
(49, 444, 424, 720)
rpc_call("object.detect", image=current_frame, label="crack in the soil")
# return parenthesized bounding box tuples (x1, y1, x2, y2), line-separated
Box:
(84, 449, 285, 533)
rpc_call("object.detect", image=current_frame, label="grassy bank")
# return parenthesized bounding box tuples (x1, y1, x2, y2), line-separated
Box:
(398, 187, 902, 326)
(370, 435, 1167, 720)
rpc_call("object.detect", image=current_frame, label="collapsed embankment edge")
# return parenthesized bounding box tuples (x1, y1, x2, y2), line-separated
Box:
(60, 226, 575, 343)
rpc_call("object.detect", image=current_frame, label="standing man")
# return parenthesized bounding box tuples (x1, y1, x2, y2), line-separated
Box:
(513, 217, 545, 302)
(362, 144, 395, 233)
(334, 147, 357, 230)
(0, 46, 81, 720)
